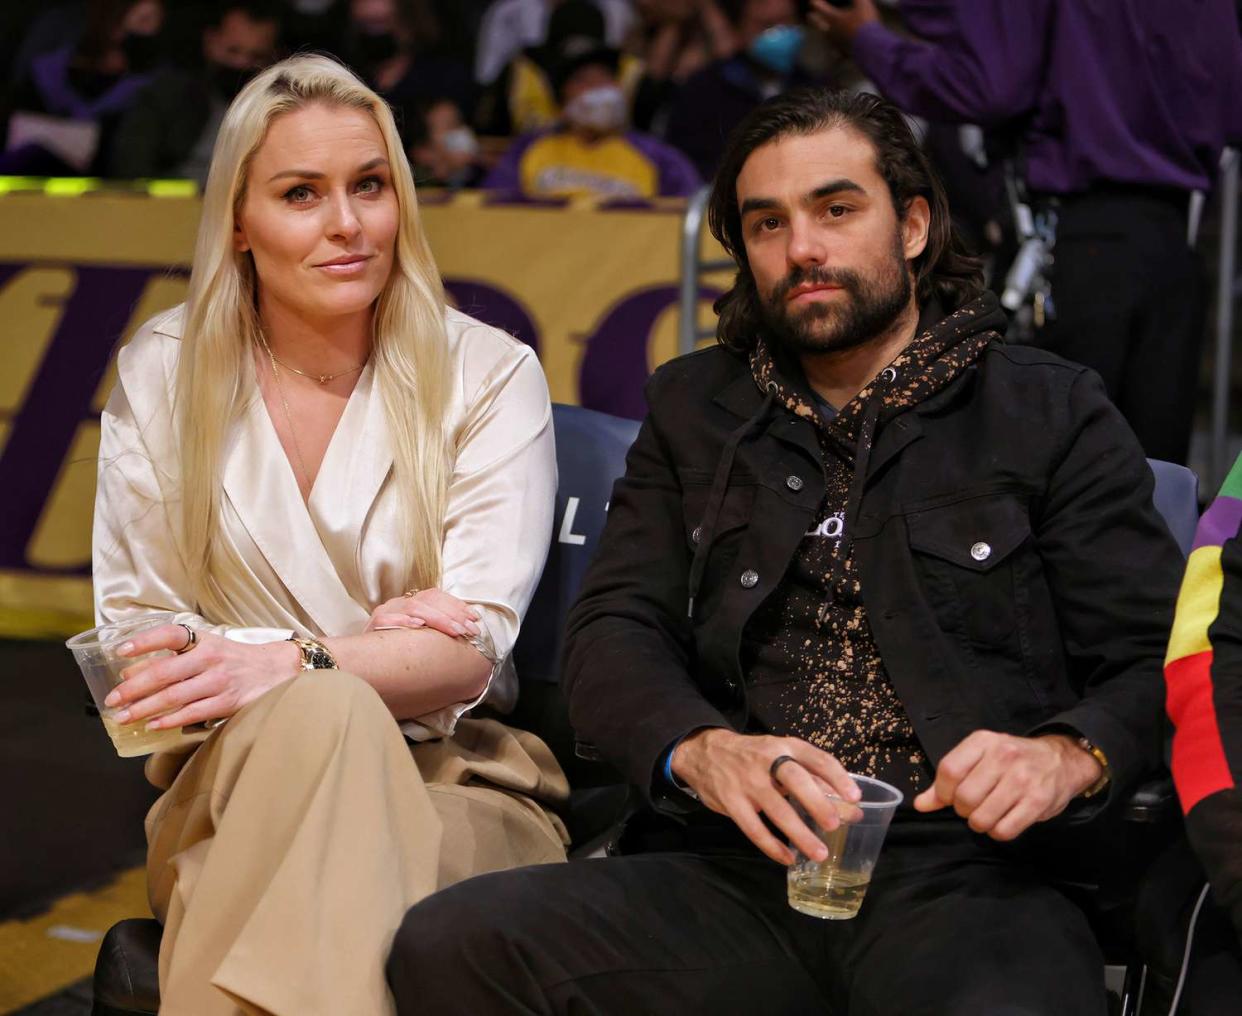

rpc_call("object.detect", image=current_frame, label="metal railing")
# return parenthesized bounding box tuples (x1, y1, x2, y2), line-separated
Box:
(678, 185, 732, 356)
(1210, 147, 1240, 490)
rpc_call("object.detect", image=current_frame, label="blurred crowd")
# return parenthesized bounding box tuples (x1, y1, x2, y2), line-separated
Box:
(0, 0, 878, 200)
(3, 0, 1241, 465)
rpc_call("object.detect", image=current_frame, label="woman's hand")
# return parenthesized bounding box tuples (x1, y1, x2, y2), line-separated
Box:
(102, 624, 302, 730)
(365, 588, 481, 638)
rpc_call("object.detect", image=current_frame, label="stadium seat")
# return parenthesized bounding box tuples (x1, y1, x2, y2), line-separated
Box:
(90, 446, 1199, 1016)
(91, 404, 641, 1016)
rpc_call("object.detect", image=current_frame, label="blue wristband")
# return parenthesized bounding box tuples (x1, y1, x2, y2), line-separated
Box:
(662, 740, 680, 785)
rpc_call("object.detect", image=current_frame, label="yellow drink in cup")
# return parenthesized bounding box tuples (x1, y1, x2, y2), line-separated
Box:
(66, 612, 191, 758)
(786, 774, 902, 920)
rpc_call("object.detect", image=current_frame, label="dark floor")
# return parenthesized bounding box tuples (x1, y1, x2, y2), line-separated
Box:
(9, 980, 90, 1016)
(1, 639, 156, 921)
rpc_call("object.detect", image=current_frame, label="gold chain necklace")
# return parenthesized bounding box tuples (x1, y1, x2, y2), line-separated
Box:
(257, 332, 314, 493)
(259, 334, 366, 385)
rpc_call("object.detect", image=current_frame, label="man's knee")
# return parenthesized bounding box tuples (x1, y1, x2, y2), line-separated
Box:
(387, 870, 552, 1009)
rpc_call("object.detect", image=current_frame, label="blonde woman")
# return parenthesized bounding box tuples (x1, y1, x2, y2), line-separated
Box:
(93, 54, 568, 1015)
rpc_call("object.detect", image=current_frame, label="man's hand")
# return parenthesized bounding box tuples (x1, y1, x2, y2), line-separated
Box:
(671, 729, 861, 865)
(912, 731, 1104, 841)
(807, 0, 881, 54)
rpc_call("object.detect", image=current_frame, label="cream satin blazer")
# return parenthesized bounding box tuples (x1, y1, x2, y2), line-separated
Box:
(93, 304, 556, 741)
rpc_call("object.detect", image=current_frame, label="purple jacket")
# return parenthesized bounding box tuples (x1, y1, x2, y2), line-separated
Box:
(852, 0, 1242, 194)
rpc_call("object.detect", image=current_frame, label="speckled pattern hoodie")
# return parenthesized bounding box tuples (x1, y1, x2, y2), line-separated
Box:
(740, 299, 1003, 800)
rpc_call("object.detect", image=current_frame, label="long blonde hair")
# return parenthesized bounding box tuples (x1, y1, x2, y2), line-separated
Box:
(176, 54, 451, 619)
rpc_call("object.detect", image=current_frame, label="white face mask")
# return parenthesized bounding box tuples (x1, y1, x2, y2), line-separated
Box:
(440, 126, 479, 158)
(563, 85, 628, 133)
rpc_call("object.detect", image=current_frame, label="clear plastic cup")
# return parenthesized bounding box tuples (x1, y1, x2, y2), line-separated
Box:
(786, 773, 903, 920)
(66, 612, 190, 757)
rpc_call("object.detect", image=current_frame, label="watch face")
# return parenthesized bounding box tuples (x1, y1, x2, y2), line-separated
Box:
(309, 646, 335, 669)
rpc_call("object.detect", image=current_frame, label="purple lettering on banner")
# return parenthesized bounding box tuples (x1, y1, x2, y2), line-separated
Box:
(444, 278, 539, 352)
(577, 284, 722, 420)
(0, 264, 156, 572)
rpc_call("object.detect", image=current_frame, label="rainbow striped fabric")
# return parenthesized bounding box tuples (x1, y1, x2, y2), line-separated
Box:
(1165, 457, 1242, 813)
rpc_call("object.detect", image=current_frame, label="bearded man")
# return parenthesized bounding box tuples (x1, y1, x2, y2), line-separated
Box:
(386, 88, 1184, 1016)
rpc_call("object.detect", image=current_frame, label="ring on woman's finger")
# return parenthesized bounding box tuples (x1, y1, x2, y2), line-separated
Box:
(769, 754, 798, 784)
(403, 588, 421, 598)
(203, 717, 227, 730)
(175, 623, 198, 654)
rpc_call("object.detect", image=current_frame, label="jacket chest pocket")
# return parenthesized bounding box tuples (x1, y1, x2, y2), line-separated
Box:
(681, 477, 756, 611)
(906, 494, 1033, 649)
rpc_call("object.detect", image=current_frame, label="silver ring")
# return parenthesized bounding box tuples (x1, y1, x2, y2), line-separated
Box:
(176, 623, 198, 654)
(769, 754, 797, 784)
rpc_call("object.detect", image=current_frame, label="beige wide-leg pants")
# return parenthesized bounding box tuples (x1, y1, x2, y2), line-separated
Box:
(142, 670, 570, 1016)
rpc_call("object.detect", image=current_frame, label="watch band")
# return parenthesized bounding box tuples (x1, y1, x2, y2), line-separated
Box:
(288, 636, 338, 671)
(1077, 736, 1111, 799)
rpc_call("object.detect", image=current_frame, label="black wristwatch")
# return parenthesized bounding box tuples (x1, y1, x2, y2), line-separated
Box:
(288, 635, 338, 671)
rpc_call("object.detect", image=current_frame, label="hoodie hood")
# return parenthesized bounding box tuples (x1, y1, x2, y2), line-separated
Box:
(750, 291, 1008, 453)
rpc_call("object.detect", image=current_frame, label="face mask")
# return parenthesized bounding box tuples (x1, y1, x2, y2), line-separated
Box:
(440, 127, 479, 158)
(352, 30, 400, 67)
(121, 32, 161, 74)
(563, 85, 627, 134)
(209, 63, 255, 101)
(748, 24, 805, 76)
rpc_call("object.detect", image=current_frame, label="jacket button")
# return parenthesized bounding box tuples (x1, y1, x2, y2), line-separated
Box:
(785, 475, 803, 491)
(692, 525, 702, 545)
(970, 541, 992, 562)
(740, 569, 759, 588)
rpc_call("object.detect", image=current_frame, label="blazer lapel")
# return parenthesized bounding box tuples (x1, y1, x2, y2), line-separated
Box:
(222, 379, 369, 635)
(306, 362, 395, 597)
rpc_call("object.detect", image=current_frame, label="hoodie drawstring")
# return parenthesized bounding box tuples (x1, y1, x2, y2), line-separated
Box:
(816, 366, 895, 625)
(687, 386, 777, 619)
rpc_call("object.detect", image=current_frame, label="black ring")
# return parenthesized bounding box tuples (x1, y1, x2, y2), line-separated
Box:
(769, 754, 797, 783)
(175, 623, 197, 654)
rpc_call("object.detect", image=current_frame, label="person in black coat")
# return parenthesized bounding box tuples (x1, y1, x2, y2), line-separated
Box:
(108, 0, 280, 180)
(386, 88, 1184, 1016)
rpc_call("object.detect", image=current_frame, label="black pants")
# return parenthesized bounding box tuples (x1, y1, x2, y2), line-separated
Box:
(1033, 187, 1207, 466)
(387, 816, 1106, 1015)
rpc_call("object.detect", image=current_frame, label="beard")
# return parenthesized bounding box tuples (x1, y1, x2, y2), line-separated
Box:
(757, 235, 913, 356)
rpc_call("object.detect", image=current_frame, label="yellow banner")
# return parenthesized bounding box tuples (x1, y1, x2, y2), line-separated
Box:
(0, 190, 728, 637)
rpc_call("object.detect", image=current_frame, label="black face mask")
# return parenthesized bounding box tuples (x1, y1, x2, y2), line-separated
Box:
(121, 31, 161, 74)
(351, 30, 400, 68)
(209, 62, 256, 100)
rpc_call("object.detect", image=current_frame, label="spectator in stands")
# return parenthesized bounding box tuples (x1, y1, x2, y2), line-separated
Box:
(474, 0, 634, 90)
(97, 54, 568, 1013)
(484, 42, 700, 199)
(109, 1, 281, 181)
(474, 0, 642, 140)
(624, 0, 735, 134)
(1, 0, 165, 175)
(388, 88, 1183, 1014)
(1166, 457, 1242, 949)
(276, 0, 348, 56)
(345, 0, 474, 144)
(664, 0, 806, 180)
(408, 95, 486, 189)
(810, 0, 1242, 467)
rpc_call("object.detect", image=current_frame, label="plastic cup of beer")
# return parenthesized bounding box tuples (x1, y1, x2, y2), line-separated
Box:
(66, 612, 189, 758)
(786, 774, 903, 920)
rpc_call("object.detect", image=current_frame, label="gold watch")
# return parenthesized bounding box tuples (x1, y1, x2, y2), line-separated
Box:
(1077, 736, 1111, 799)
(288, 636, 338, 671)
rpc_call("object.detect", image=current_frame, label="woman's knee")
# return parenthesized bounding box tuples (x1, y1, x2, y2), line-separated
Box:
(261, 668, 391, 732)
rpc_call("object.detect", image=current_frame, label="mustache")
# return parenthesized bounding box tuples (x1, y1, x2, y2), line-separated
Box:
(769, 265, 862, 303)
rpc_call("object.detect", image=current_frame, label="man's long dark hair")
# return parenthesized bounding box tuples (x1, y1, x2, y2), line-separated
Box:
(708, 88, 985, 355)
